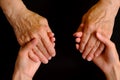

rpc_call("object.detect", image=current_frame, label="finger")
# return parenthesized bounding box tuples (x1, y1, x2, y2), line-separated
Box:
(45, 25, 56, 44)
(79, 28, 91, 53)
(40, 33, 56, 57)
(75, 38, 81, 43)
(86, 54, 94, 61)
(47, 32, 55, 46)
(50, 37, 56, 48)
(53, 43, 55, 48)
(32, 46, 48, 64)
(50, 37, 56, 43)
(82, 35, 97, 59)
(94, 43, 105, 57)
(21, 38, 37, 53)
(76, 44, 80, 50)
(48, 32, 55, 38)
(73, 32, 83, 38)
(37, 40, 52, 60)
(86, 40, 100, 61)
(28, 50, 40, 62)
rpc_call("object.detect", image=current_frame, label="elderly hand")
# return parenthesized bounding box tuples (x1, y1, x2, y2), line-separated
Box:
(13, 9, 56, 64)
(0, 0, 56, 64)
(73, 1, 119, 61)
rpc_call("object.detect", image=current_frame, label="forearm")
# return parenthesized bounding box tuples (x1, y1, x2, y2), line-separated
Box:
(12, 70, 32, 80)
(99, 0, 120, 17)
(100, 0, 120, 6)
(0, 0, 28, 30)
(105, 63, 120, 80)
(0, 0, 27, 22)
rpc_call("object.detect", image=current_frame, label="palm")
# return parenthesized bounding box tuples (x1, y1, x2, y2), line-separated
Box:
(93, 45, 119, 73)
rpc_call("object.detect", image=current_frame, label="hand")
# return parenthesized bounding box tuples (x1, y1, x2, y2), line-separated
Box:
(93, 32, 119, 74)
(7, 9, 56, 64)
(0, 0, 56, 64)
(74, 32, 120, 80)
(93, 32, 120, 80)
(74, 1, 119, 61)
(13, 39, 41, 80)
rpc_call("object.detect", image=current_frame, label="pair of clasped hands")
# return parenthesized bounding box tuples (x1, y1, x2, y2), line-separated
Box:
(0, 0, 120, 80)
(13, 31, 120, 80)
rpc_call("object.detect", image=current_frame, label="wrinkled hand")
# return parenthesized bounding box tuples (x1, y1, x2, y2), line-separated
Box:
(8, 9, 56, 64)
(74, 1, 116, 61)
(13, 39, 41, 79)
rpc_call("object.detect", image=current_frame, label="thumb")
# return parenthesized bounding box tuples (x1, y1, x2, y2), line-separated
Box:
(96, 32, 112, 47)
(21, 38, 38, 53)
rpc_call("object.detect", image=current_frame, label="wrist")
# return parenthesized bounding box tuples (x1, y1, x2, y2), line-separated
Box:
(100, 0, 120, 6)
(105, 63, 120, 80)
(0, 0, 27, 19)
(98, 0, 120, 19)
(12, 70, 32, 80)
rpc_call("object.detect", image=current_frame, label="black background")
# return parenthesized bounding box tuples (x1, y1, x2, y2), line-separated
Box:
(0, 0, 120, 80)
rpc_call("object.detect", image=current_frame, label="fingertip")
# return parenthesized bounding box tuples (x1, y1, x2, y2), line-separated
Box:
(87, 57, 92, 61)
(82, 55, 86, 60)
(40, 57, 49, 64)
(44, 60, 49, 64)
(76, 44, 79, 50)
(73, 32, 83, 38)
(80, 23, 84, 27)
(48, 32, 55, 37)
(52, 51, 56, 57)
(75, 38, 81, 43)
(73, 32, 77, 37)
(51, 37, 56, 42)
(48, 57, 52, 60)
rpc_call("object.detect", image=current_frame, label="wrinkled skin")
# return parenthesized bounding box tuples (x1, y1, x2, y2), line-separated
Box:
(7, 9, 56, 64)
(73, 1, 118, 61)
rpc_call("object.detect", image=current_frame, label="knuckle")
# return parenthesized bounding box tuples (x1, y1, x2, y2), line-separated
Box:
(39, 17, 48, 25)
(81, 39, 86, 45)
(87, 44, 94, 49)
(42, 17, 48, 23)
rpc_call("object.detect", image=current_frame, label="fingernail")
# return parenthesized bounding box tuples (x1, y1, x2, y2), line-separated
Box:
(82, 55, 86, 59)
(87, 57, 92, 61)
(80, 49, 83, 53)
(52, 52, 56, 57)
(48, 57, 52, 60)
(44, 60, 48, 64)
